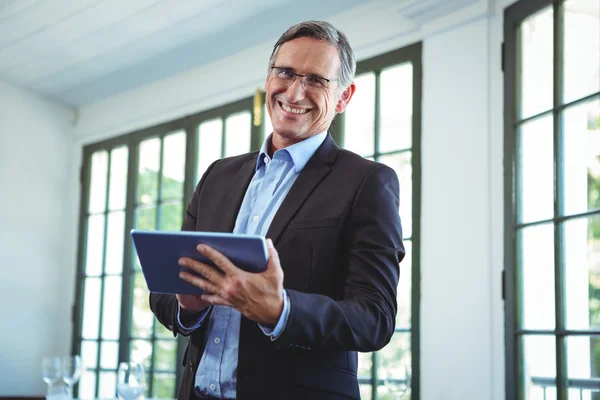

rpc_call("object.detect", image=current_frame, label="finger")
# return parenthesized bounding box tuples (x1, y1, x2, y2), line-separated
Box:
(179, 257, 224, 285)
(200, 293, 233, 308)
(265, 238, 281, 271)
(178, 270, 220, 294)
(197, 244, 238, 276)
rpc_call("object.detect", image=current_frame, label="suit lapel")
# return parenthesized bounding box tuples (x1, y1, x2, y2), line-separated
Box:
(266, 134, 338, 244)
(219, 157, 257, 232)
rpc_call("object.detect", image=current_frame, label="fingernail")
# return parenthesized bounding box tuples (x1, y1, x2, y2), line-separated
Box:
(197, 244, 205, 253)
(178, 259, 187, 266)
(267, 238, 274, 248)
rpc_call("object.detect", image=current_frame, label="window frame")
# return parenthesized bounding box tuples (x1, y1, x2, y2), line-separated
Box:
(73, 41, 423, 399)
(503, 0, 600, 399)
(72, 96, 260, 398)
(337, 42, 422, 400)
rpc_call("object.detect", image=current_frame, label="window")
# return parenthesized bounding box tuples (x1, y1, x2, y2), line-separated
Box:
(73, 97, 260, 398)
(335, 43, 422, 400)
(74, 43, 422, 400)
(504, 0, 600, 398)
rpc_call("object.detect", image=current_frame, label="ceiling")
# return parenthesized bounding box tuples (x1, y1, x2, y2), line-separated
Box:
(0, 0, 373, 107)
(0, 0, 488, 107)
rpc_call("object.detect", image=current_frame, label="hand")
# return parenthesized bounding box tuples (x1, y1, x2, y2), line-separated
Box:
(175, 293, 211, 312)
(177, 238, 284, 326)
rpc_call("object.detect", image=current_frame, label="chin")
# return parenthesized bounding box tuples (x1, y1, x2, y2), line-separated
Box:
(273, 125, 306, 139)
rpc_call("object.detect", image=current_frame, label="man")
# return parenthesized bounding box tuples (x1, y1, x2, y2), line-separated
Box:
(150, 20, 404, 400)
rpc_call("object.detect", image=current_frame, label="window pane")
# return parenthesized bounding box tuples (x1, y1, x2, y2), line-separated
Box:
(519, 224, 556, 330)
(344, 73, 375, 156)
(155, 318, 174, 338)
(108, 146, 128, 211)
(153, 373, 176, 398)
(379, 63, 412, 152)
(104, 211, 125, 275)
(567, 336, 600, 398)
(522, 335, 557, 400)
(134, 252, 142, 272)
(154, 340, 177, 371)
(197, 119, 223, 182)
(359, 385, 372, 400)
(564, 215, 600, 330)
(101, 276, 122, 340)
(225, 111, 251, 157)
(82, 278, 101, 339)
(85, 214, 105, 276)
(99, 341, 119, 370)
(162, 131, 186, 201)
(397, 241, 412, 328)
(80, 341, 98, 370)
(518, 115, 554, 223)
(378, 333, 411, 398)
(138, 138, 160, 205)
(135, 206, 156, 231)
(160, 202, 183, 231)
(131, 272, 153, 339)
(130, 339, 153, 372)
(519, 6, 554, 119)
(378, 382, 412, 400)
(563, 99, 600, 215)
(379, 152, 412, 238)
(89, 151, 108, 213)
(98, 371, 117, 399)
(563, 0, 600, 104)
(358, 352, 372, 379)
(263, 102, 273, 139)
(78, 370, 96, 399)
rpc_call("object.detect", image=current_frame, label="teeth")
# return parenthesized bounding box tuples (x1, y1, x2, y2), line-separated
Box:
(281, 103, 307, 114)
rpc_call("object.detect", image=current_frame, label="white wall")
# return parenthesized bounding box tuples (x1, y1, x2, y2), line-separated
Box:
(421, 16, 497, 400)
(34, 0, 516, 398)
(0, 80, 77, 394)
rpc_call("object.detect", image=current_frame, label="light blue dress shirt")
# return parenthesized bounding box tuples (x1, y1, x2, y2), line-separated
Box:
(176, 132, 327, 399)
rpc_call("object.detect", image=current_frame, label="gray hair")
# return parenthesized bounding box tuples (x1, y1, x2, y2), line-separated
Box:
(268, 21, 356, 89)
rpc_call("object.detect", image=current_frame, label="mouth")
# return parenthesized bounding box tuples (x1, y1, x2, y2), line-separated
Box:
(277, 101, 311, 116)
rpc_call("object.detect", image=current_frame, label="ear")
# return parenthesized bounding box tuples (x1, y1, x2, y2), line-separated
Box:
(335, 82, 356, 114)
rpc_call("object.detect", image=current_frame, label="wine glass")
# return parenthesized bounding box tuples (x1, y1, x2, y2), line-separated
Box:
(383, 363, 411, 399)
(41, 356, 62, 398)
(61, 355, 83, 399)
(117, 362, 145, 400)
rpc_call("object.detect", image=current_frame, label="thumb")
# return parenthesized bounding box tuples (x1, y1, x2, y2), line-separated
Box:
(266, 238, 280, 268)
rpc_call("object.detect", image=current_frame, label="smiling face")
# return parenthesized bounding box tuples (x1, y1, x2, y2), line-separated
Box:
(265, 37, 355, 151)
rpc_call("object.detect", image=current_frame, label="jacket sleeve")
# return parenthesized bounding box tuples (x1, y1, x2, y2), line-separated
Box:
(148, 160, 220, 337)
(271, 165, 404, 352)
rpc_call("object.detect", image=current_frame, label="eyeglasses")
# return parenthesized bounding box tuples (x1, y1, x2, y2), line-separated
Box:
(269, 66, 337, 91)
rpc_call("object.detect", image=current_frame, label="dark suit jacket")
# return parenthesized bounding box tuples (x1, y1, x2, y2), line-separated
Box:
(150, 134, 404, 400)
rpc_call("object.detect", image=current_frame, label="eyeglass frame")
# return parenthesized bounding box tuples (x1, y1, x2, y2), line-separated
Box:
(269, 65, 339, 91)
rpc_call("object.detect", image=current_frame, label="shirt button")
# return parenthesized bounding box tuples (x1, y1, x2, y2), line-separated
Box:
(253, 215, 260, 222)
(264, 157, 269, 164)
(209, 383, 216, 391)
(214, 337, 220, 344)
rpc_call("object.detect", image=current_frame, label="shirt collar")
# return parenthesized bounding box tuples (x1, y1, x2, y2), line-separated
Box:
(256, 132, 327, 173)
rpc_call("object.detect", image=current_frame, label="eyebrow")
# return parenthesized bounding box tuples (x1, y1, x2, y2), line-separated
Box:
(274, 65, 329, 80)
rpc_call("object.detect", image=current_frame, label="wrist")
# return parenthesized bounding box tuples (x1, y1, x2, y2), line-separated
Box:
(266, 291, 285, 326)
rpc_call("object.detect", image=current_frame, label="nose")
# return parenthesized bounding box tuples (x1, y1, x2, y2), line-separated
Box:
(285, 76, 306, 103)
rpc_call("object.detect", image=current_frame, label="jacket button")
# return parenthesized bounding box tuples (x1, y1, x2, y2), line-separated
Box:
(188, 360, 193, 370)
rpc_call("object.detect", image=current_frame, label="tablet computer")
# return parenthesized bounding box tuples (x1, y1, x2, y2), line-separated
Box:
(130, 229, 269, 295)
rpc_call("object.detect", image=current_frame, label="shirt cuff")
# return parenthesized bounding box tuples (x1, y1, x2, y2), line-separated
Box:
(258, 289, 290, 340)
(177, 302, 211, 334)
